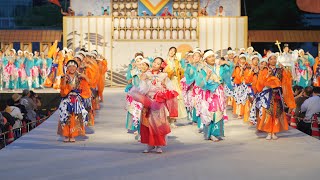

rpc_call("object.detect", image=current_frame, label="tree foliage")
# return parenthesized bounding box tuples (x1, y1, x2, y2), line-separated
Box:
(244, 0, 306, 30)
(14, 0, 69, 29)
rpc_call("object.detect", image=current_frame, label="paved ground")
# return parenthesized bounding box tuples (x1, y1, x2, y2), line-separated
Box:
(0, 88, 320, 180)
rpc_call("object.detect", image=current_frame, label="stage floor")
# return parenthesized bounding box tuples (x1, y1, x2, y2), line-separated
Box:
(0, 88, 319, 180)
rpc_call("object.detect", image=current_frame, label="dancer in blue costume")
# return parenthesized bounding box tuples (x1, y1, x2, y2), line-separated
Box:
(125, 53, 144, 138)
(196, 49, 233, 141)
(0, 49, 5, 90)
(24, 52, 34, 90)
(32, 51, 41, 88)
(4, 49, 18, 90)
(295, 49, 315, 88)
(15, 50, 27, 89)
(191, 49, 205, 130)
(181, 51, 197, 121)
(39, 52, 48, 87)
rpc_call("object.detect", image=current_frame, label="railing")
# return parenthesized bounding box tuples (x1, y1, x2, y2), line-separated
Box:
(0, 109, 56, 149)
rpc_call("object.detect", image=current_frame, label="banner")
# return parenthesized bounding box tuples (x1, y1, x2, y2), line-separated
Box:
(138, 0, 172, 16)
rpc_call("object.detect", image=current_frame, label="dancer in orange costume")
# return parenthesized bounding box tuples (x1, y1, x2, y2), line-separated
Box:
(313, 51, 320, 87)
(254, 53, 296, 140)
(97, 55, 108, 102)
(43, 40, 58, 88)
(232, 54, 254, 121)
(57, 60, 89, 142)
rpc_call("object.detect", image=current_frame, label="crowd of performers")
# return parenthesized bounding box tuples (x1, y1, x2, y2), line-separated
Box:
(124, 44, 320, 153)
(56, 49, 108, 143)
(0, 42, 108, 143)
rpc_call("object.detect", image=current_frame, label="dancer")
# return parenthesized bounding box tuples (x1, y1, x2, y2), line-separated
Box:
(254, 53, 296, 140)
(314, 50, 320, 87)
(57, 59, 89, 142)
(232, 54, 254, 122)
(164, 47, 187, 127)
(4, 49, 18, 90)
(15, 50, 27, 89)
(130, 57, 178, 153)
(197, 49, 232, 141)
(296, 49, 314, 88)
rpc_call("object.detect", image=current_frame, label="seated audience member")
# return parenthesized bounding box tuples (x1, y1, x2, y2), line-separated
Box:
(301, 87, 320, 120)
(20, 89, 37, 122)
(294, 86, 313, 117)
(5, 99, 23, 137)
(293, 85, 304, 97)
(30, 91, 42, 109)
(216, 6, 225, 17)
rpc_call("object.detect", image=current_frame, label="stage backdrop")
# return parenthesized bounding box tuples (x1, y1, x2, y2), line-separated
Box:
(200, 0, 241, 16)
(198, 16, 248, 55)
(70, 0, 111, 16)
(63, 16, 247, 87)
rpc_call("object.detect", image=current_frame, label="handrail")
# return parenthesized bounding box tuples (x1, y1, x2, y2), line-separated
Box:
(0, 110, 56, 149)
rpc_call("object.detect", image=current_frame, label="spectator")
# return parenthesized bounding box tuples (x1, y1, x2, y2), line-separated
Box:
(216, 6, 225, 17)
(101, 7, 109, 16)
(301, 86, 320, 120)
(293, 85, 304, 97)
(5, 99, 23, 137)
(294, 86, 313, 117)
(30, 91, 42, 109)
(161, 7, 172, 16)
(20, 89, 37, 122)
(61, 7, 75, 16)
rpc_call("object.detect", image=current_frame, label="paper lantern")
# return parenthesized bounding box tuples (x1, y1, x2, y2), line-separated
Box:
(132, 30, 138, 39)
(185, 30, 190, 39)
(165, 30, 171, 39)
(119, 18, 125, 28)
(191, 30, 196, 40)
(126, 12, 131, 16)
(180, 3, 185, 9)
(159, 18, 164, 28)
(126, 30, 132, 39)
(185, 18, 190, 28)
(191, 18, 197, 28)
(113, 12, 119, 17)
(178, 30, 184, 39)
(114, 18, 119, 28)
(126, 18, 131, 28)
(152, 30, 158, 39)
(178, 18, 184, 28)
(192, 12, 198, 17)
(172, 18, 177, 28)
(120, 3, 125, 10)
(145, 18, 151, 28)
(165, 18, 171, 28)
(132, 18, 138, 28)
(139, 18, 145, 28)
(126, 3, 131, 9)
(186, 3, 192, 9)
(119, 30, 125, 39)
(113, 4, 118, 10)
(192, 3, 198, 10)
(132, 3, 138, 9)
(173, 3, 179, 9)
(152, 18, 158, 28)
(113, 30, 119, 40)
(139, 30, 145, 39)
(146, 30, 151, 39)
(159, 30, 164, 39)
(172, 30, 177, 39)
